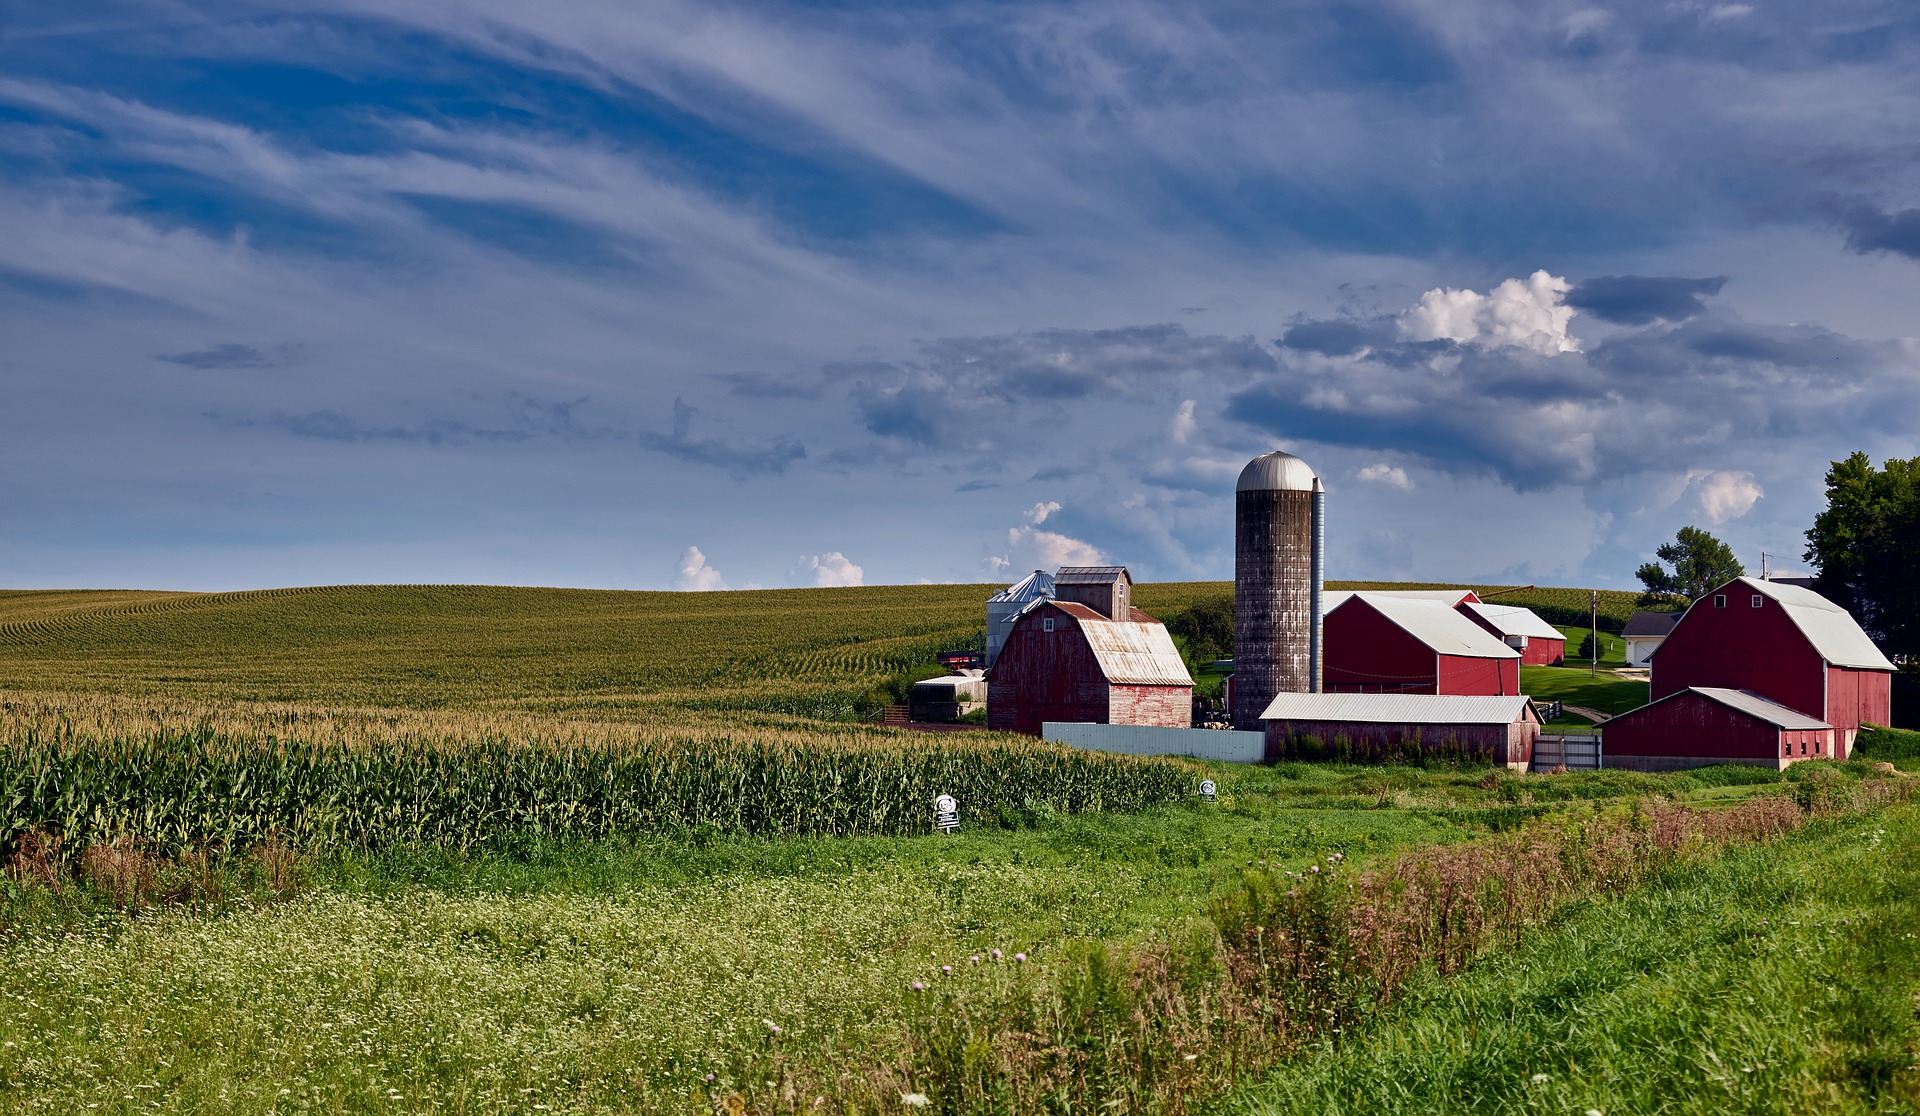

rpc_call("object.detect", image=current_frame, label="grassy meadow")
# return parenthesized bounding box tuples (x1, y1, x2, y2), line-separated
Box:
(0, 582, 1913, 1114)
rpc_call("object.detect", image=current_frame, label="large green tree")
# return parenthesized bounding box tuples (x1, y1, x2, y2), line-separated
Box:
(1636, 525, 1745, 608)
(1805, 451, 1920, 661)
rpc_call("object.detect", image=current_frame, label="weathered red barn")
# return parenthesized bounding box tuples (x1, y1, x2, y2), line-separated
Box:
(1651, 577, 1893, 751)
(986, 567, 1193, 737)
(1458, 602, 1566, 666)
(1259, 693, 1540, 770)
(1323, 593, 1521, 696)
(1602, 687, 1837, 771)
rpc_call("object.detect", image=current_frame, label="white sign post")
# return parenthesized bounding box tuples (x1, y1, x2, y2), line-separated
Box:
(934, 794, 960, 834)
(1199, 779, 1217, 803)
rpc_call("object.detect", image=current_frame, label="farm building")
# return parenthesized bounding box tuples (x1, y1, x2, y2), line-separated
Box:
(1323, 593, 1521, 696)
(987, 567, 1193, 736)
(1321, 588, 1482, 611)
(1259, 692, 1540, 770)
(1650, 577, 1893, 750)
(1458, 602, 1567, 665)
(985, 570, 1054, 668)
(909, 673, 987, 722)
(1601, 687, 1837, 771)
(1622, 610, 1680, 667)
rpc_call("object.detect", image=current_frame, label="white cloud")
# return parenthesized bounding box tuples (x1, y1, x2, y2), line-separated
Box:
(1398, 270, 1580, 354)
(1169, 399, 1197, 444)
(673, 545, 729, 591)
(990, 501, 1104, 573)
(1356, 463, 1413, 490)
(1707, 4, 1755, 21)
(793, 550, 864, 587)
(1023, 501, 1062, 526)
(1689, 469, 1763, 524)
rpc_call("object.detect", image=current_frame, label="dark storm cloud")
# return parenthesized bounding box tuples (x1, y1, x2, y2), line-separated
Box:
(1565, 276, 1728, 325)
(158, 343, 275, 369)
(634, 397, 805, 476)
(1278, 318, 1375, 356)
(1839, 205, 1920, 260)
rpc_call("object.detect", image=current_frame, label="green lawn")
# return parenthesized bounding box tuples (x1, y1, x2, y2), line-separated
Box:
(1522, 664, 1652, 723)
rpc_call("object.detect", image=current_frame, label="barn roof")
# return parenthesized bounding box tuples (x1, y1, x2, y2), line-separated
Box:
(1615, 686, 1831, 730)
(1322, 588, 1480, 612)
(1461, 602, 1562, 640)
(1258, 692, 1536, 725)
(1719, 577, 1894, 671)
(1055, 566, 1131, 586)
(1335, 594, 1520, 660)
(1047, 602, 1192, 686)
(987, 570, 1054, 604)
(1622, 610, 1682, 638)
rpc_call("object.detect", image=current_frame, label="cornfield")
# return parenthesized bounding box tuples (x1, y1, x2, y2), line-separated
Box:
(0, 694, 1197, 859)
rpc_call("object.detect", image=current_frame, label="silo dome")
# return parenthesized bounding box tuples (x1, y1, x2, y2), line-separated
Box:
(1237, 450, 1319, 492)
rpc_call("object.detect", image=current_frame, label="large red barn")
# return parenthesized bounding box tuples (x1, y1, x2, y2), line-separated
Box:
(1603, 687, 1837, 771)
(1323, 593, 1521, 696)
(1651, 577, 1892, 751)
(987, 567, 1193, 737)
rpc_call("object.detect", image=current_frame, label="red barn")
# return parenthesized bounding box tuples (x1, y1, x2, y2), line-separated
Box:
(1458, 602, 1566, 666)
(1651, 577, 1893, 751)
(987, 567, 1192, 736)
(1602, 687, 1837, 771)
(1324, 593, 1521, 696)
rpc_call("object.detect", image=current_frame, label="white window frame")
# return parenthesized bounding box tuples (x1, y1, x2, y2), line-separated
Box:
(1714, 594, 1726, 608)
(1752, 594, 1763, 608)
(1043, 617, 1055, 633)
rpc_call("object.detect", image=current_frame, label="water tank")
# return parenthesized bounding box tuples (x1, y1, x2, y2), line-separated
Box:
(1233, 451, 1325, 729)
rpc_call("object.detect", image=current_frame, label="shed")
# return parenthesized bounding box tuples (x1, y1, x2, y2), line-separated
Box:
(987, 587, 1193, 737)
(1259, 692, 1540, 770)
(1459, 602, 1566, 666)
(1651, 577, 1892, 750)
(909, 673, 988, 722)
(1601, 687, 1837, 771)
(1622, 610, 1680, 667)
(1323, 593, 1521, 696)
(986, 570, 1054, 668)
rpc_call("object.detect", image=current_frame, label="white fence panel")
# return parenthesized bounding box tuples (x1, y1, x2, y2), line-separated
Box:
(1042, 723, 1266, 763)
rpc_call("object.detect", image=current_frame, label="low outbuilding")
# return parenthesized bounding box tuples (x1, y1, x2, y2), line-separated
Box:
(1323, 593, 1522, 696)
(909, 673, 987, 722)
(1622, 610, 1680, 667)
(1459, 602, 1567, 666)
(1601, 686, 1837, 771)
(1259, 692, 1540, 770)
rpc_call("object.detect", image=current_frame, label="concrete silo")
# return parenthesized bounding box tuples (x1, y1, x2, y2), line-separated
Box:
(1232, 451, 1325, 729)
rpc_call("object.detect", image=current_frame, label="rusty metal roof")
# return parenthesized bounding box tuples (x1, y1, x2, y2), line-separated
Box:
(1049, 602, 1192, 685)
(1258, 692, 1536, 724)
(1462, 602, 1563, 640)
(1337, 594, 1520, 660)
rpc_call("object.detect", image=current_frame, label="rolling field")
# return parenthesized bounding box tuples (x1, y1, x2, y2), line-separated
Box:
(0, 581, 1912, 1113)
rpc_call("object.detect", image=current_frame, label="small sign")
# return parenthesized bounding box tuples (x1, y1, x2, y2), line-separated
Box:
(934, 793, 960, 834)
(1199, 779, 1217, 802)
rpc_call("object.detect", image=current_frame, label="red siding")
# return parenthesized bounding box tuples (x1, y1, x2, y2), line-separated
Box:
(1436, 653, 1518, 696)
(1325, 599, 1439, 693)
(1457, 608, 1565, 666)
(1603, 689, 1836, 768)
(1826, 665, 1892, 742)
(1652, 593, 1828, 720)
(986, 604, 1192, 736)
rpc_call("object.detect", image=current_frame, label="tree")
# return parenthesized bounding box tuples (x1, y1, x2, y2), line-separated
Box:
(1636, 525, 1745, 608)
(1805, 451, 1920, 662)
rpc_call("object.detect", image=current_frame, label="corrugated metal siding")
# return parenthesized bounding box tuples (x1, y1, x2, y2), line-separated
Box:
(1045, 722, 1264, 762)
(1257, 692, 1535, 724)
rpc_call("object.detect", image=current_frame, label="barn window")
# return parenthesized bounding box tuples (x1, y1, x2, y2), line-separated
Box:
(1713, 594, 1726, 608)
(1815, 739, 1822, 754)
(1752, 595, 1762, 608)
(1043, 617, 1055, 633)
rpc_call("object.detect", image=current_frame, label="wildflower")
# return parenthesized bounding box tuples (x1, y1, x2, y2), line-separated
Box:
(705, 1074, 716, 1083)
(1309, 865, 1320, 873)
(970, 955, 981, 964)
(911, 981, 925, 991)
(1014, 952, 1027, 962)
(763, 1019, 782, 1036)
(990, 948, 1003, 961)
(1530, 1073, 1550, 1085)
(940, 965, 952, 974)
(902, 1094, 930, 1108)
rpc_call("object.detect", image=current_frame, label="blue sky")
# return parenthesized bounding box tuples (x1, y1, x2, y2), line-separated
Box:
(2, 0, 1917, 592)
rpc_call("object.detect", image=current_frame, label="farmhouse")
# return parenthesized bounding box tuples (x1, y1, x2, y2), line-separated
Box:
(1458, 601, 1567, 665)
(1602, 687, 1837, 771)
(1622, 610, 1680, 667)
(1323, 593, 1521, 696)
(1650, 577, 1892, 750)
(986, 566, 1193, 736)
(1259, 692, 1540, 770)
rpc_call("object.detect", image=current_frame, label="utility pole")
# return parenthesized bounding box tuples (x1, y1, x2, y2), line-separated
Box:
(1590, 589, 1599, 678)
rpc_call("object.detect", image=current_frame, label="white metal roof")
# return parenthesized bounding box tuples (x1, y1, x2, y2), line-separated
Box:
(1052, 602, 1194, 685)
(1462, 602, 1563, 640)
(1259, 692, 1536, 724)
(1633, 687, 1831, 730)
(1322, 588, 1479, 613)
(1337, 594, 1520, 660)
(1733, 577, 1895, 671)
(987, 570, 1055, 604)
(1237, 450, 1319, 492)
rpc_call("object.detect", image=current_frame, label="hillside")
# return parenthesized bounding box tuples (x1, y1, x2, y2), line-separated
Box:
(0, 580, 1643, 713)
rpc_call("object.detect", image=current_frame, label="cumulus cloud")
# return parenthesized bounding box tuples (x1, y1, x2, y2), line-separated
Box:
(1169, 399, 1197, 444)
(1398, 271, 1579, 354)
(673, 546, 729, 591)
(1024, 501, 1062, 525)
(792, 551, 864, 587)
(1688, 470, 1764, 524)
(988, 501, 1103, 573)
(1565, 276, 1728, 325)
(1357, 463, 1413, 490)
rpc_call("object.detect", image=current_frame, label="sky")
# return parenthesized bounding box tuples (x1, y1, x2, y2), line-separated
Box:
(2, 0, 1918, 593)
